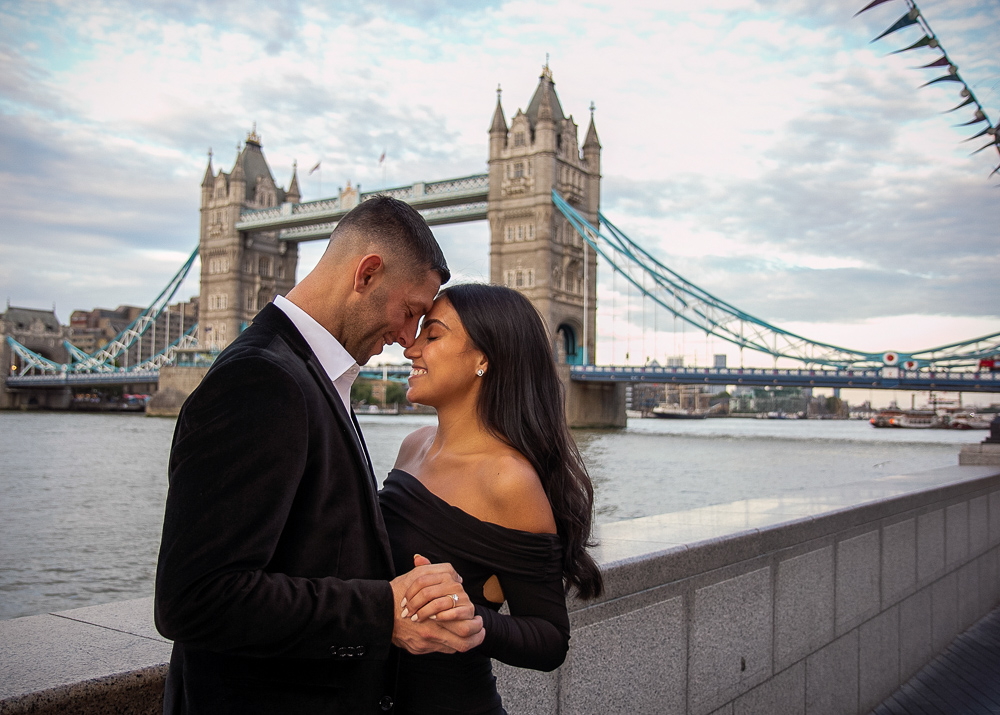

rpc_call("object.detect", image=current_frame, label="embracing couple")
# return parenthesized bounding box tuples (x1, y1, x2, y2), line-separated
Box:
(154, 196, 603, 714)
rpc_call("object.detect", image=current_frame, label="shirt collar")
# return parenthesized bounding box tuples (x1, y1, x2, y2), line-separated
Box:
(273, 294, 359, 386)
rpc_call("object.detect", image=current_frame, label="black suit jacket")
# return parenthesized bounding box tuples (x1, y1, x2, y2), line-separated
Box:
(155, 304, 397, 714)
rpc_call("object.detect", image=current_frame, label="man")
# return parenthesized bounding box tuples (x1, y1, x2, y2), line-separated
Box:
(155, 196, 484, 713)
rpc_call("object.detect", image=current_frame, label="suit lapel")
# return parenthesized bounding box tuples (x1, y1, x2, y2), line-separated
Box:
(304, 357, 395, 576)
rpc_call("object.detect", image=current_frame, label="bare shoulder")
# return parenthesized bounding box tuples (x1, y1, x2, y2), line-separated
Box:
(481, 453, 557, 534)
(394, 426, 436, 470)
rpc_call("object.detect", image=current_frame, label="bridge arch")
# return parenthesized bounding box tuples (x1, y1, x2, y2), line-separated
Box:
(556, 321, 583, 365)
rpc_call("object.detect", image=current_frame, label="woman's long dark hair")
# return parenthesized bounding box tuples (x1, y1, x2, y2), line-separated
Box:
(441, 283, 603, 599)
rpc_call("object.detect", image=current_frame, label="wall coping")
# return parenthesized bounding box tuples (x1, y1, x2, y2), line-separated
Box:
(2, 463, 999, 711)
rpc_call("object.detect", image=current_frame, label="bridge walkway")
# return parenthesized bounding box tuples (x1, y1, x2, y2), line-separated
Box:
(872, 606, 1000, 714)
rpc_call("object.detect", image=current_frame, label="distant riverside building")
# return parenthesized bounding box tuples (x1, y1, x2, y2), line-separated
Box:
(68, 298, 199, 367)
(1, 305, 70, 409)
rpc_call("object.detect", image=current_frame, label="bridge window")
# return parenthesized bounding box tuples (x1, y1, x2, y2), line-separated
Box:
(244, 260, 253, 274)
(506, 226, 514, 242)
(513, 163, 524, 179)
(276, 261, 285, 279)
(209, 293, 228, 310)
(258, 257, 271, 277)
(504, 269, 535, 289)
(246, 292, 256, 311)
(514, 132, 525, 147)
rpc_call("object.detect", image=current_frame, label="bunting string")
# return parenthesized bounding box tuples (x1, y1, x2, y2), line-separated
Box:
(857, 0, 1000, 177)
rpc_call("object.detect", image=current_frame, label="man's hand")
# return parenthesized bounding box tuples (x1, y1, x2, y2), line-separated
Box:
(390, 556, 485, 655)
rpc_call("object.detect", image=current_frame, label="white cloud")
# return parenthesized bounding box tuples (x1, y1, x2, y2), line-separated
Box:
(0, 0, 997, 359)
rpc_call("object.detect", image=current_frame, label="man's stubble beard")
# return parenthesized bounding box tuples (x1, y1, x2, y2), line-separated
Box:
(343, 282, 390, 365)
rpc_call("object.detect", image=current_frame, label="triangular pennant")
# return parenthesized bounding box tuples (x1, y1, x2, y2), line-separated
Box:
(970, 138, 998, 155)
(920, 74, 963, 88)
(890, 35, 934, 54)
(917, 56, 949, 69)
(855, 0, 896, 17)
(962, 125, 994, 142)
(954, 113, 987, 128)
(944, 96, 975, 113)
(872, 12, 920, 42)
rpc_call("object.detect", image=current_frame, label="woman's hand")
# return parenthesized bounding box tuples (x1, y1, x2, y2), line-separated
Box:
(400, 554, 476, 623)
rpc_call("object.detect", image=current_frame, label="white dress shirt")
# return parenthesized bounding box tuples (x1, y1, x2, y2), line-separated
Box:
(273, 295, 360, 416)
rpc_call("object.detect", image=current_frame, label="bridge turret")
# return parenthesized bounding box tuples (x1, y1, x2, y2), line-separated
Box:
(198, 127, 297, 351)
(487, 63, 600, 367)
(286, 163, 301, 204)
(582, 107, 602, 222)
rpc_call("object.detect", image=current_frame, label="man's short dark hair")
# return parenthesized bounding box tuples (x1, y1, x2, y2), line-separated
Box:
(333, 195, 450, 284)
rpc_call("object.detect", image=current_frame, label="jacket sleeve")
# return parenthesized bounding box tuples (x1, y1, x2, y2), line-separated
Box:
(154, 353, 394, 660)
(474, 570, 570, 671)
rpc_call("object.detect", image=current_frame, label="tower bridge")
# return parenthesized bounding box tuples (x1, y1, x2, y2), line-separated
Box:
(5, 65, 999, 422)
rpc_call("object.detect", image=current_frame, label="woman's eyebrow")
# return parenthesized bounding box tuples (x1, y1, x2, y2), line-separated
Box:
(420, 318, 449, 331)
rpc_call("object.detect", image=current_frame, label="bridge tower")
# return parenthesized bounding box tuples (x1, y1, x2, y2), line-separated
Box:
(487, 64, 601, 365)
(199, 127, 298, 350)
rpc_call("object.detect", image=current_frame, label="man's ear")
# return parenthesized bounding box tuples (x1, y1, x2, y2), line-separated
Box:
(352, 254, 384, 294)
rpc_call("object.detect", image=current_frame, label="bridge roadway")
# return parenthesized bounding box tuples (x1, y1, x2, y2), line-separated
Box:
(9, 364, 1000, 392)
(234, 174, 489, 242)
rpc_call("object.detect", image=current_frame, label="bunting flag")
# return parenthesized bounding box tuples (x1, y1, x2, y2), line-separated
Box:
(854, 0, 896, 17)
(955, 112, 987, 128)
(917, 56, 949, 69)
(870, 12, 920, 42)
(889, 35, 935, 54)
(309, 161, 321, 174)
(378, 151, 386, 164)
(919, 73, 962, 88)
(858, 0, 999, 176)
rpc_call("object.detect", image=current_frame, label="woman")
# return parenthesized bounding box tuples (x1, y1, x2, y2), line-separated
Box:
(378, 283, 603, 715)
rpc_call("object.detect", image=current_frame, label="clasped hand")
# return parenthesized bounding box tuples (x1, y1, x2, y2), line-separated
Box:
(389, 554, 485, 655)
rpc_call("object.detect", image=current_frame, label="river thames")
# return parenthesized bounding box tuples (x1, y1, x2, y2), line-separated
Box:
(0, 411, 987, 620)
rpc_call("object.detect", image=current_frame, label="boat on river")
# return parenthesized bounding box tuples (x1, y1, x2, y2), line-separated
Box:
(651, 404, 707, 419)
(870, 408, 994, 429)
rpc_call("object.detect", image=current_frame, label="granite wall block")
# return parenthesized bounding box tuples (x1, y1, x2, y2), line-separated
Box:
(858, 606, 899, 713)
(990, 490, 1000, 546)
(690, 567, 773, 715)
(775, 547, 834, 672)
(916, 510, 945, 584)
(969, 495, 989, 557)
(835, 531, 880, 635)
(930, 572, 959, 654)
(898, 587, 932, 682)
(804, 630, 858, 715)
(945, 502, 970, 568)
(560, 597, 686, 715)
(733, 661, 805, 715)
(880, 518, 916, 609)
(956, 560, 980, 631)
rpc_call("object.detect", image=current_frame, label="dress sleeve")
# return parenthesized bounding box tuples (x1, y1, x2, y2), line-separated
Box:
(473, 566, 570, 671)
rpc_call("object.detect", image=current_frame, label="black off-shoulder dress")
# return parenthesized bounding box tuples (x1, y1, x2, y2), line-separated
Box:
(378, 469, 570, 715)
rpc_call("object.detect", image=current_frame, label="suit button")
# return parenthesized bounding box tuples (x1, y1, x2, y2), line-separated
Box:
(329, 645, 338, 656)
(379, 695, 394, 711)
(357, 645, 365, 657)
(337, 646, 349, 657)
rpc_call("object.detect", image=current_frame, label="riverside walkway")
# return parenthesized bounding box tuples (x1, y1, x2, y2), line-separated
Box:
(2, 461, 999, 714)
(873, 606, 1000, 715)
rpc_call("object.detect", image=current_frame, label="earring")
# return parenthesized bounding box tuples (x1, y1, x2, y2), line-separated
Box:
(476, 369, 485, 377)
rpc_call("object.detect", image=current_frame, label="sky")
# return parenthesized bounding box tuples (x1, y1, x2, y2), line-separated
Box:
(1, 0, 998, 383)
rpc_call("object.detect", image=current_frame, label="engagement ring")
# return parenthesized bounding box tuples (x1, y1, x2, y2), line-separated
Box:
(449, 593, 459, 608)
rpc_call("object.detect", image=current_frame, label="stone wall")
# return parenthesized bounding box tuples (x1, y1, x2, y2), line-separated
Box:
(2, 464, 998, 714)
(497, 464, 1000, 714)
(145, 365, 210, 417)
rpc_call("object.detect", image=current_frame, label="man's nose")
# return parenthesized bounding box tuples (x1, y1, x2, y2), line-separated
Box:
(403, 342, 419, 359)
